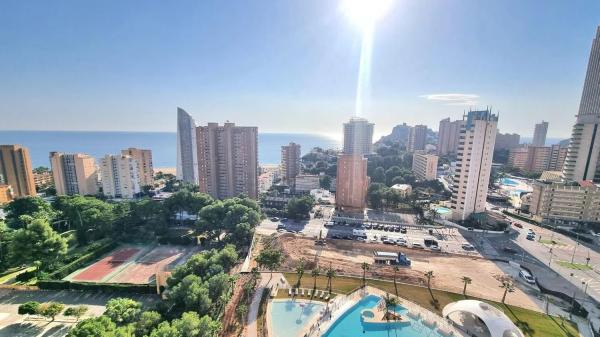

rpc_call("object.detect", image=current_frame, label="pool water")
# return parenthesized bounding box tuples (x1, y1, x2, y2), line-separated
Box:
(434, 207, 451, 215)
(500, 178, 519, 186)
(323, 295, 443, 337)
(270, 300, 324, 337)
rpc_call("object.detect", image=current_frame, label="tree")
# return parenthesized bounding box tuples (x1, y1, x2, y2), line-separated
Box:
(393, 266, 400, 297)
(461, 276, 472, 297)
(5, 196, 56, 229)
(311, 268, 320, 291)
(427, 209, 440, 223)
(424, 271, 435, 302)
(9, 218, 68, 269)
(372, 167, 386, 184)
(38, 302, 64, 321)
(295, 259, 305, 288)
(255, 249, 283, 281)
(104, 298, 142, 325)
(326, 263, 336, 295)
(286, 196, 315, 220)
(67, 316, 117, 337)
(18, 301, 40, 316)
(150, 321, 181, 337)
(384, 293, 399, 321)
(169, 275, 212, 315)
(236, 304, 249, 322)
(319, 175, 332, 190)
(499, 276, 515, 304)
(64, 306, 88, 322)
(135, 311, 162, 337)
(197, 201, 226, 240)
(361, 262, 369, 288)
(171, 312, 221, 337)
(53, 195, 115, 243)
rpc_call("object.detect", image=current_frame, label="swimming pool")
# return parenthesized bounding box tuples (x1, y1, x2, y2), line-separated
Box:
(434, 207, 451, 215)
(500, 178, 519, 186)
(269, 300, 324, 337)
(322, 295, 444, 337)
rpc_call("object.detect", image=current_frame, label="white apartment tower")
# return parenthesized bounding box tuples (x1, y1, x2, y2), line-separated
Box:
(122, 148, 154, 187)
(343, 117, 374, 155)
(407, 125, 427, 152)
(50, 152, 99, 196)
(100, 154, 141, 199)
(176, 108, 199, 184)
(450, 110, 498, 221)
(281, 142, 301, 187)
(563, 27, 600, 182)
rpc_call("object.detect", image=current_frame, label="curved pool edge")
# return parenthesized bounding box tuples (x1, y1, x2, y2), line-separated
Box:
(267, 298, 327, 337)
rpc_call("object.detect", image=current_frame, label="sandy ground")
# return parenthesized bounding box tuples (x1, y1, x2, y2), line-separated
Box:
(274, 234, 544, 311)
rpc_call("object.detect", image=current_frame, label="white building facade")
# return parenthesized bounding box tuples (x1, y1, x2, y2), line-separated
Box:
(101, 154, 141, 199)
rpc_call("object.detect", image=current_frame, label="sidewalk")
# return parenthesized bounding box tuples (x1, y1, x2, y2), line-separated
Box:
(244, 273, 284, 337)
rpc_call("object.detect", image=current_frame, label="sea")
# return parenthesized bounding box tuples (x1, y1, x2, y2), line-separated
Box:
(0, 131, 341, 168)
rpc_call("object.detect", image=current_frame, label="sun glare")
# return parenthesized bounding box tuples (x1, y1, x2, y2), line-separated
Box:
(341, 0, 393, 32)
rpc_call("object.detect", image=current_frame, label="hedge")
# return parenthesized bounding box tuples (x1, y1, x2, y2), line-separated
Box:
(15, 269, 36, 282)
(38, 280, 155, 294)
(45, 241, 118, 280)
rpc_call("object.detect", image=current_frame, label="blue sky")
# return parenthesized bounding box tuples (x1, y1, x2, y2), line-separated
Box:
(0, 0, 599, 139)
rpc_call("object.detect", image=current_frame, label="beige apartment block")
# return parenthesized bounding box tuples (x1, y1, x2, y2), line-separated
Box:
(0, 144, 36, 198)
(437, 118, 464, 156)
(122, 148, 154, 187)
(343, 117, 374, 155)
(100, 154, 141, 199)
(412, 151, 438, 181)
(407, 125, 427, 153)
(50, 152, 99, 196)
(336, 154, 368, 210)
(281, 142, 301, 187)
(530, 180, 600, 224)
(196, 122, 258, 199)
(0, 185, 14, 205)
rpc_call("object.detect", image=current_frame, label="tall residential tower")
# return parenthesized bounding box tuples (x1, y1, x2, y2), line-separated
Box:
(0, 145, 36, 198)
(563, 27, 600, 182)
(437, 118, 464, 156)
(50, 152, 98, 196)
(532, 121, 548, 147)
(176, 108, 198, 184)
(451, 110, 498, 221)
(407, 125, 427, 152)
(100, 154, 141, 199)
(281, 142, 301, 187)
(343, 117, 374, 155)
(122, 148, 154, 187)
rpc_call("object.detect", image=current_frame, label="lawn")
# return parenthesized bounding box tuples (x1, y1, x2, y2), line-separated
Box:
(283, 273, 579, 337)
(556, 260, 592, 271)
(539, 239, 565, 246)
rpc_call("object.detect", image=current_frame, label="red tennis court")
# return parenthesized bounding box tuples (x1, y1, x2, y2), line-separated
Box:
(72, 248, 140, 282)
(109, 246, 187, 284)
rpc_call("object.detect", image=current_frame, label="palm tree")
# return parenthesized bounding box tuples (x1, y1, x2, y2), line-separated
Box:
(311, 268, 320, 291)
(361, 262, 370, 288)
(295, 259, 305, 288)
(461, 276, 472, 297)
(424, 271, 435, 301)
(428, 209, 440, 223)
(384, 294, 399, 321)
(499, 277, 515, 304)
(393, 266, 400, 297)
(326, 263, 336, 295)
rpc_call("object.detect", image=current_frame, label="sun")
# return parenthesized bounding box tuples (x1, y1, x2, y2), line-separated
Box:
(341, 0, 393, 32)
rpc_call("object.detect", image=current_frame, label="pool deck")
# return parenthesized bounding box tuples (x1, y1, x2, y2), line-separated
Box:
(267, 298, 327, 337)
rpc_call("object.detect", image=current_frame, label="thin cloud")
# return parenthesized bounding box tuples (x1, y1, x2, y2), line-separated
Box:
(420, 93, 479, 106)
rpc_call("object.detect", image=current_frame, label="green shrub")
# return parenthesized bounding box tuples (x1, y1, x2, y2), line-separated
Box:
(44, 241, 118, 280)
(38, 280, 155, 294)
(16, 269, 37, 282)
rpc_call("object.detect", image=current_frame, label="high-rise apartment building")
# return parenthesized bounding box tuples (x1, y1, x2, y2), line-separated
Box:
(548, 144, 568, 171)
(0, 145, 36, 198)
(563, 27, 600, 182)
(450, 110, 498, 221)
(0, 185, 13, 205)
(508, 147, 529, 169)
(176, 108, 199, 184)
(532, 121, 548, 147)
(343, 117, 374, 155)
(281, 142, 301, 187)
(412, 151, 438, 181)
(530, 181, 600, 224)
(50, 152, 98, 196)
(407, 125, 427, 152)
(437, 118, 464, 156)
(494, 132, 520, 150)
(100, 154, 141, 199)
(336, 154, 368, 210)
(196, 122, 258, 199)
(122, 148, 154, 187)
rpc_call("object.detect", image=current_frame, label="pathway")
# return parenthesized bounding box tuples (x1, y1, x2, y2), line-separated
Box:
(245, 273, 284, 337)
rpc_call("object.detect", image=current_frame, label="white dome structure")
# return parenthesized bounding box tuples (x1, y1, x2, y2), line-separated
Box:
(442, 300, 524, 337)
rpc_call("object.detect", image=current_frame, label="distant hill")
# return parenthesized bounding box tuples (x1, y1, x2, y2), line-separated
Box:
(376, 123, 437, 145)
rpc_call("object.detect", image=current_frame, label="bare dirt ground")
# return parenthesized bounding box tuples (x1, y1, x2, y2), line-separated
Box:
(273, 234, 544, 311)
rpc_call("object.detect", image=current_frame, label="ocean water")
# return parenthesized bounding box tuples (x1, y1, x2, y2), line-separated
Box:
(0, 131, 341, 168)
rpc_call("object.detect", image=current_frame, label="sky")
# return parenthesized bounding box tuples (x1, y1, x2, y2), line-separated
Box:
(1, 0, 599, 139)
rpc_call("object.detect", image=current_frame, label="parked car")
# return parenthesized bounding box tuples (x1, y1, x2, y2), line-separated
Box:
(270, 217, 280, 222)
(519, 270, 536, 284)
(461, 243, 475, 251)
(526, 234, 535, 241)
(429, 245, 441, 252)
(400, 228, 407, 234)
(503, 247, 518, 254)
(513, 222, 523, 229)
(412, 243, 424, 249)
(383, 239, 395, 245)
(356, 237, 366, 242)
